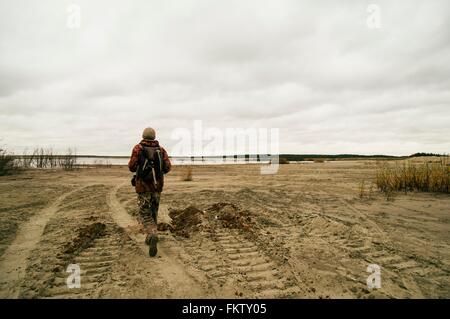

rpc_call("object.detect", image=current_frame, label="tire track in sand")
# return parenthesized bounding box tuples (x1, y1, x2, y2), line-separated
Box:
(43, 223, 133, 299)
(107, 183, 208, 297)
(213, 228, 299, 298)
(0, 185, 91, 298)
(181, 227, 300, 298)
(312, 189, 443, 297)
(19, 184, 139, 298)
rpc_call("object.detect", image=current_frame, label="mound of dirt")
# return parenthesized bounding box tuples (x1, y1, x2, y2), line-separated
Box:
(63, 222, 107, 258)
(157, 222, 174, 232)
(167, 203, 254, 237)
(207, 202, 253, 230)
(169, 206, 204, 238)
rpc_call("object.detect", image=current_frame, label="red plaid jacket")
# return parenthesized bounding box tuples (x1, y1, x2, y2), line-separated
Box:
(128, 140, 171, 193)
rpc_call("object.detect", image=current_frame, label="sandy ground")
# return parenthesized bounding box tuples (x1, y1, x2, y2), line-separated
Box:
(0, 161, 449, 299)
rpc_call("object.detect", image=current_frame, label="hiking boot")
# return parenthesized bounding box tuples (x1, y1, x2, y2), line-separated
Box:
(145, 234, 151, 245)
(146, 234, 158, 257)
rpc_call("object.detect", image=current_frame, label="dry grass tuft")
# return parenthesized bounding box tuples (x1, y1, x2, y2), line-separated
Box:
(375, 157, 449, 195)
(359, 180, 366, 198)
(182, 166, 193, 181)
(358, 180, 375, 200)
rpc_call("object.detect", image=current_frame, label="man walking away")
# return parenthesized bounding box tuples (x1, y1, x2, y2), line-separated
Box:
(128, 127, 171, 257)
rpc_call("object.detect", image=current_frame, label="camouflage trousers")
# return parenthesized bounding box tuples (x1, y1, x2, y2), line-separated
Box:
(137, 192, 160, 237)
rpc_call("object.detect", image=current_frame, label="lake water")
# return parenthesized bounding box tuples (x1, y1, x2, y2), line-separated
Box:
(76, 157, 314, 166)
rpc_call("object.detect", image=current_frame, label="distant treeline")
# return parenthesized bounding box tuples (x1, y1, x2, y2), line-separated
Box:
(279, 153, 447, 161)
(408, 152, 444, 157)
(278, 154, 401, 161)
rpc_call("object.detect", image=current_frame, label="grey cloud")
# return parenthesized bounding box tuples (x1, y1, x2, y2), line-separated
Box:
(0, 0, 449, 156)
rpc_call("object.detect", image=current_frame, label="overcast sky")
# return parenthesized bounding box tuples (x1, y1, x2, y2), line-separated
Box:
(1, 0, 449, 156)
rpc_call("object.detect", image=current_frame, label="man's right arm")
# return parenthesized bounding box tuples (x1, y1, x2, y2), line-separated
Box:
(128, 145, 141, 172)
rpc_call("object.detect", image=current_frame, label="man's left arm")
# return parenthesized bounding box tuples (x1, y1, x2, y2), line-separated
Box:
(161, 147, 171, 174)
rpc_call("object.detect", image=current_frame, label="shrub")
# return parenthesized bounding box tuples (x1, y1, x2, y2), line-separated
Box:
(58, 148, 77, 171)
(0, 148, 17, 176)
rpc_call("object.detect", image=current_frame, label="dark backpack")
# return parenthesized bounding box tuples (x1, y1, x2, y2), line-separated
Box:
(136, 145, 163, 185)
